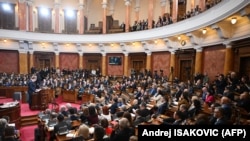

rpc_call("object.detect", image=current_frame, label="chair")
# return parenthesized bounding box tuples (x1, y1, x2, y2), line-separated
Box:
(13, 92, 22, 101)
(51, 102, 59, 113)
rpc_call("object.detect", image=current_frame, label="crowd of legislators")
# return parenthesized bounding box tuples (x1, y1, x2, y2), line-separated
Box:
(0, 66, 250, 140)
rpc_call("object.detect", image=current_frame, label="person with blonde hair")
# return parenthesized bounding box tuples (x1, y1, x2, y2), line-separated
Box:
(76, 124, 91, 140)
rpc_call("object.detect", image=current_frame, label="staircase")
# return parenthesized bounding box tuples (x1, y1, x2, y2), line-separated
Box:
(21, 114, 38, 127)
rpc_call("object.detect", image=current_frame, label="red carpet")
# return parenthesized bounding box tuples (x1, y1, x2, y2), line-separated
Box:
(18, 96, 81, 141)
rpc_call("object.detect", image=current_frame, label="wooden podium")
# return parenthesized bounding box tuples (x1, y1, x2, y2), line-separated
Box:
(31, 89, 49, 110)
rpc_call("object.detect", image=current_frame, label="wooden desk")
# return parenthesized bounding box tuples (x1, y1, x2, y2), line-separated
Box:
(0, 102, 21, 129)
(56, 130, 77, 141)
(62, 90, 77, 103)
(31, 89, 49, 110)
(0, 86, 28, 103)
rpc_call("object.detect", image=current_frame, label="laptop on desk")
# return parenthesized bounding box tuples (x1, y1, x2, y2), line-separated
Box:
(47, 120, 57, 127)
(57, 126, 69, 135)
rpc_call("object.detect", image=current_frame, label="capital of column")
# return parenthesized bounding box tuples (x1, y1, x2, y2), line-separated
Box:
(146, 51, 152, 56)
(196, 48, 203, 52)
(124, 0, 131, 6)
(160, 0, 167, 7)
(169, 49, 176, 54)
(19, 0, 26, 3)
(26, 0, 33, 6)
(102, 0, 108, 9)
(79, 4, 85, 10)
(101, 52, 106, 56)
(123, 52, 129, 56)
(55, 52, 60, 56)
(134, 6, 140, 12)
(223, 40, 232, 48)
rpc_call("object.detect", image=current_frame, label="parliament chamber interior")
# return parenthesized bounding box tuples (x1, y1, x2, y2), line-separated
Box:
(0, 0, 250, 141)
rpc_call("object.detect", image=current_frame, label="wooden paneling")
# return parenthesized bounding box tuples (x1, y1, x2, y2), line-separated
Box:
(0, 50, 19, 73)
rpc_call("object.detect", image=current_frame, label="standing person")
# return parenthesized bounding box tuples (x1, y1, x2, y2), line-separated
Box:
(28, 75, 37, 109)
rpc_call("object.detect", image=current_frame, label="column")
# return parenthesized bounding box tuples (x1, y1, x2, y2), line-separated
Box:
(19, 51, 28, 74)
(194, 48, 203, 74)
(169, 50, 176, 83)
(79, 0, 85, 34)
(101, 53, 107, 76)
(165, 0, 170, 14)
(125, 0, 131, 32)
(224, 42, 233, 75)
(29, 51, 34, 73)
(146, 52, 152, 72)
(102, 0, 108, 34)
(54, 2, 60, 33)
(18, 1, 27, 31)
(171, 0, 178, 23)
(148, 0, 154, 29)
(27, 1, 33, 32)
(79, 53, 83, 69)
(55, 52, 60, 69)
(123, 53, 129, 77)
(134, 0, 140, 22)
(199, 0, 206, 11)
(160, 0, 167, 16)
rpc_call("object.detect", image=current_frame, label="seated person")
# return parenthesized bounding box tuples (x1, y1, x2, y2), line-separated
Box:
(2, 116, 19, 141)
(50, 114, 71, 141)
(75, 124, 91, 140)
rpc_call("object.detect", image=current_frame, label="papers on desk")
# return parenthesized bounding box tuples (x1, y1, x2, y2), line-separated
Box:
(8, 123, 15, 127)
(35, 89, 41, 92)
(48, 126, 54, 131)
(66, 133, 76, 138)
(0, 101, 19, 108)
(89, 127, 94, 134)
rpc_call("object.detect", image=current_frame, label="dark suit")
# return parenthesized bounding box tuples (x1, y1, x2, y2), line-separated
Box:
(50, 121, 71, 141)
(28, 80, 36, 108)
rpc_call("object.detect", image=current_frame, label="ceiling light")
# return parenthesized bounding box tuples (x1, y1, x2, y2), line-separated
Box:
(202, 29, 207, 34)
(177, 36, 181, 40)
(231, 17, 237, 24)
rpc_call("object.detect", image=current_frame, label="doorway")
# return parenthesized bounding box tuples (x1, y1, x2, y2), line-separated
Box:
(132, 61, 144, 74)
(240, 57, 250, 77)
(38, 59, 50, 69)
(180, 60, 192, 82)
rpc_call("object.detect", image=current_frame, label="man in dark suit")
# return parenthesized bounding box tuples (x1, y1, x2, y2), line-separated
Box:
(28, 75, 37, 109)
(213, 107, 230, 125)
(50, 114, 71, 141)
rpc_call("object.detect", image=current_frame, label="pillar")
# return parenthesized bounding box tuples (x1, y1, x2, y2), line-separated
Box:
(160, 0, 167, 16)
(54, 2, 60, 33)
(134, 0, 140, 22)
(79, 0, 85, 34)
(148, 0, 154, 29)
(169, 50, 176, 83)
(79, 53, 83, 69)
(55, 52, 60, 69)
(101, 53, 107, 76)
(194, 48, 203, 74)
(29, 51, 34, 72)
(146, 52, 152, 72)
(224, 42, 233, 75)
(199, 0, 206, 11)
(18, 1, 27, 31)
(125, 0, 131, 32)
(102, 0, 107, 34)
(27, 1, 33, 32)
(171, 0, 178, 22)
(19, 51, 28, 74)
(123, 53, 129, 77)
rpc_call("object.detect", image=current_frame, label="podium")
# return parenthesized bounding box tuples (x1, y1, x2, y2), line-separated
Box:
(31, 89, 49, 110)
